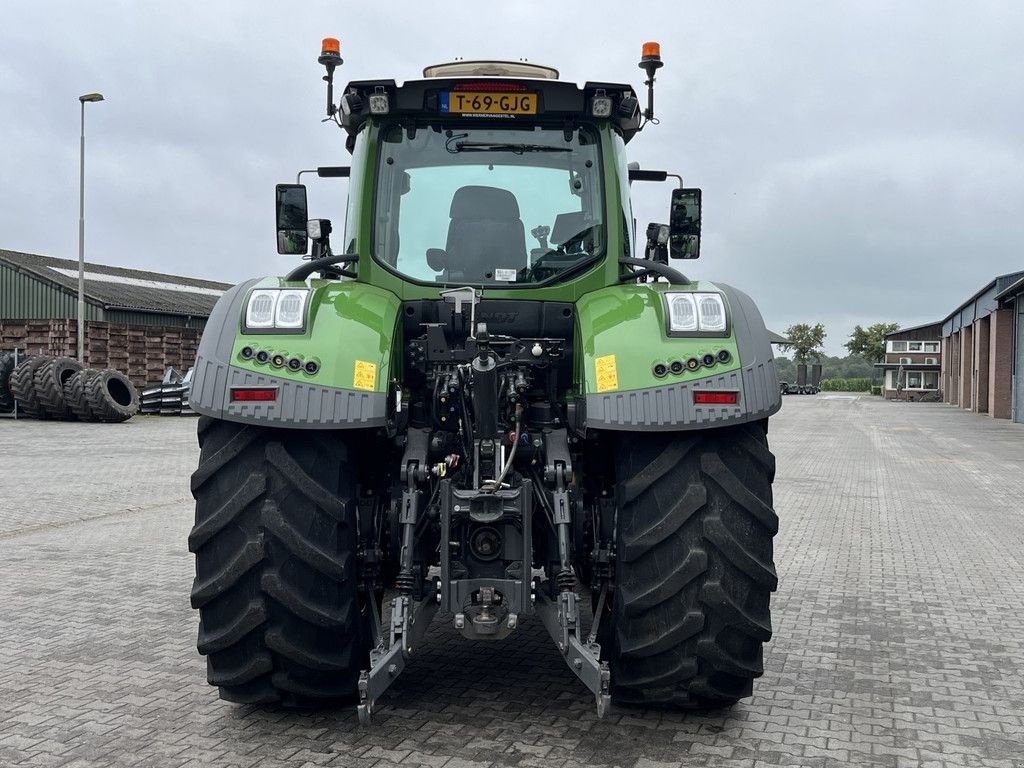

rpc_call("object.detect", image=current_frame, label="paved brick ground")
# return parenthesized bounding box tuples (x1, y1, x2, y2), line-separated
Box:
(1, 398, 1023, 767)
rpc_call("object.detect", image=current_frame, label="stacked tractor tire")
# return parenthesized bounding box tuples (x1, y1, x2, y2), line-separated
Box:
(0, 352, 139, 423)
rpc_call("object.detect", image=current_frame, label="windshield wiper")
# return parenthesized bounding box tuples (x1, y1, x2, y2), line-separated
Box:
(446, 140, 572, 155)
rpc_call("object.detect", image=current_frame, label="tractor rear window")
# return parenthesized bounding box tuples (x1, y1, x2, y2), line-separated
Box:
(373, 124, 604, 286)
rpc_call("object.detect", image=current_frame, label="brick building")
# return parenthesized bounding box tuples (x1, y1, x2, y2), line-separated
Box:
(1, 249, 230, 386)
(876, 321, 943, 400)
(940, 270, 1024, 423)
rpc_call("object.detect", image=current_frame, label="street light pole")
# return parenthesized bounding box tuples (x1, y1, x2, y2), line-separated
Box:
(77, 92, 104, 363)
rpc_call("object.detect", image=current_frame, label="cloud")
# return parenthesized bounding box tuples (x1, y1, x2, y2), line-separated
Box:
(1, 0, 1021, 354)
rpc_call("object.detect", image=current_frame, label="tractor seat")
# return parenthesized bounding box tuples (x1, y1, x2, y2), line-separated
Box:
(428, 185, 527, 281)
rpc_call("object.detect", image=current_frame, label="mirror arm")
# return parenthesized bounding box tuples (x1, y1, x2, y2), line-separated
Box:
(618, 257, 690, 285)
(285, 253, 359, 281)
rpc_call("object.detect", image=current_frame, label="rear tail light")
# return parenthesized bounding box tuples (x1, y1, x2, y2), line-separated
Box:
(231, 388, 278, 402)
(693, 391, 739, 405)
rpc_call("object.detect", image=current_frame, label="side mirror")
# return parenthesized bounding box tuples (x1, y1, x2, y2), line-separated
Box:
(276, 184, 309, 255)
(669, 187, 701, 259)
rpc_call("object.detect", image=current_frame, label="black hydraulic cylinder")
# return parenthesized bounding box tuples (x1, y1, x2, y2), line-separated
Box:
(471, 353, 499, 440)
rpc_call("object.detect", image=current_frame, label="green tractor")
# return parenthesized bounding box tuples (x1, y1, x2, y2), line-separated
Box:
(188, 39, 781, 722)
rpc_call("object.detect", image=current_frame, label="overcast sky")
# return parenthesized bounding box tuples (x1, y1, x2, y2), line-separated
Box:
(2, 1, 1022, 354)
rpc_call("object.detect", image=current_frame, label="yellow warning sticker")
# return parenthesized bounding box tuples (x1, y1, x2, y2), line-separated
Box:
(595, 354, 619, 393)
(353, 360, 377, 391)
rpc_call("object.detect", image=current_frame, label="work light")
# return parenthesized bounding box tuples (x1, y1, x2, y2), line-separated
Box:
(664, 292, 729, 335)
(590, 90, 613, 118)
(245, 290, 278, 329)
(275, 290, 309, 328)
(243, 288, 311, 332)
(368, 87, 390, 114)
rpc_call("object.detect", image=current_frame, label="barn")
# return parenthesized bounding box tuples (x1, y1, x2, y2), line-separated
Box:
(0, 249, 230, 386)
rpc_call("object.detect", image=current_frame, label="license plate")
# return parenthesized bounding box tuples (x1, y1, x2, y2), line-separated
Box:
(441, 91, 537, 115)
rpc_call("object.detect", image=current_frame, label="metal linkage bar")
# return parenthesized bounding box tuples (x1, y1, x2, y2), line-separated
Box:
(535, 586, 611, 718)
(357, 587, 439, 724)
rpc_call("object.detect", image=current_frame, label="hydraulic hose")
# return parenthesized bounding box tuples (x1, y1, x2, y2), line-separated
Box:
(482, 405, 522, 492)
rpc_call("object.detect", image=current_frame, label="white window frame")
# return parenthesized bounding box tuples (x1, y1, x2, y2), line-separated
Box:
(908, 341, 923, 351)
(901, 370, 940, 390)
(923, 342, 939, 353)
(890, 341, 908, 352)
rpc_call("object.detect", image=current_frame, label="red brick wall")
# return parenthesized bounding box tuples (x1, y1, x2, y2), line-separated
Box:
(941, 337, 952, 399)
(973, 317, 990, 413)
(0, 320, 201, 387)
(988, 309, 1013, 419)
(958, 326, 973, 409)
(949, 331, 960, 405)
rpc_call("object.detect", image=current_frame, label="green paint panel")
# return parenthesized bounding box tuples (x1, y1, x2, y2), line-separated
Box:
(574, 281, 741, 393)
(230, 278, 401, 393)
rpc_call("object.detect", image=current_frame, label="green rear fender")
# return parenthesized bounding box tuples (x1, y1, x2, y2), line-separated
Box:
(575, 282, 742, 393)
(575, 282, 781, 430)
(189, 278, 400, 428)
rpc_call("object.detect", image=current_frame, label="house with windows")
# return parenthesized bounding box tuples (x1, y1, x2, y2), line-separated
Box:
(876, 321, 943, 400)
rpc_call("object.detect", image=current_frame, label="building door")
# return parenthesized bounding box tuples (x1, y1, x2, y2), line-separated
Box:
(1015, 300, 1024, 423)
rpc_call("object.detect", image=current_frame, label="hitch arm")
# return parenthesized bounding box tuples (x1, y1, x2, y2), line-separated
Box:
(357, 586, 439, 724)
(536, 586, 611, 718)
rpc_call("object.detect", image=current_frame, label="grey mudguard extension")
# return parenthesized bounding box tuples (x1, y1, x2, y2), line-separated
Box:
(585, 283, 782, 431)
(188, 279, 387, 429)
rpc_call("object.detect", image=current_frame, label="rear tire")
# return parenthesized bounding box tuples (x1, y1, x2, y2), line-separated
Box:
(0, 353, 18, 413)
(34, 356, 84, 419)
(609, 421, 778, 708)
(9, 356, 49, 418)
(85, 369, 139, 422)
(189, 417, 368, 707)
(64, 369, 102, 421)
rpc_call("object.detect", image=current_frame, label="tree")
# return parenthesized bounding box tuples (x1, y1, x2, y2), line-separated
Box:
(779, 323, 826, 365)
(845, 322, 900, 363)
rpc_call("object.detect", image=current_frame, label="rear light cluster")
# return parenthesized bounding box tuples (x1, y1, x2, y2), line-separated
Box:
(693, 391, 739, 405)
(239, 345, 320, 375)
(652, 349, 732, 379)
(231, 388, 277, 403)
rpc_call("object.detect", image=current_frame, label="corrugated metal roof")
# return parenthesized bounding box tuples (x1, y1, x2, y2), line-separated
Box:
(995, 276, 1024, 301)
(942, 270, 1024, 323)
(0, 249, 231, 317)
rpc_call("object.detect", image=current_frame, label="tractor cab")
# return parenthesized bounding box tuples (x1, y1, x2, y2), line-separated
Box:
(275, 42, 702, 294)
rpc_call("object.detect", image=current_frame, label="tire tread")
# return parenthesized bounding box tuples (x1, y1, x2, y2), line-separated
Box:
(190, 418, 366, 706)
(33, 357, 83, 419)
(9, 357, 48, 418)
(611, 422, 778, 708)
